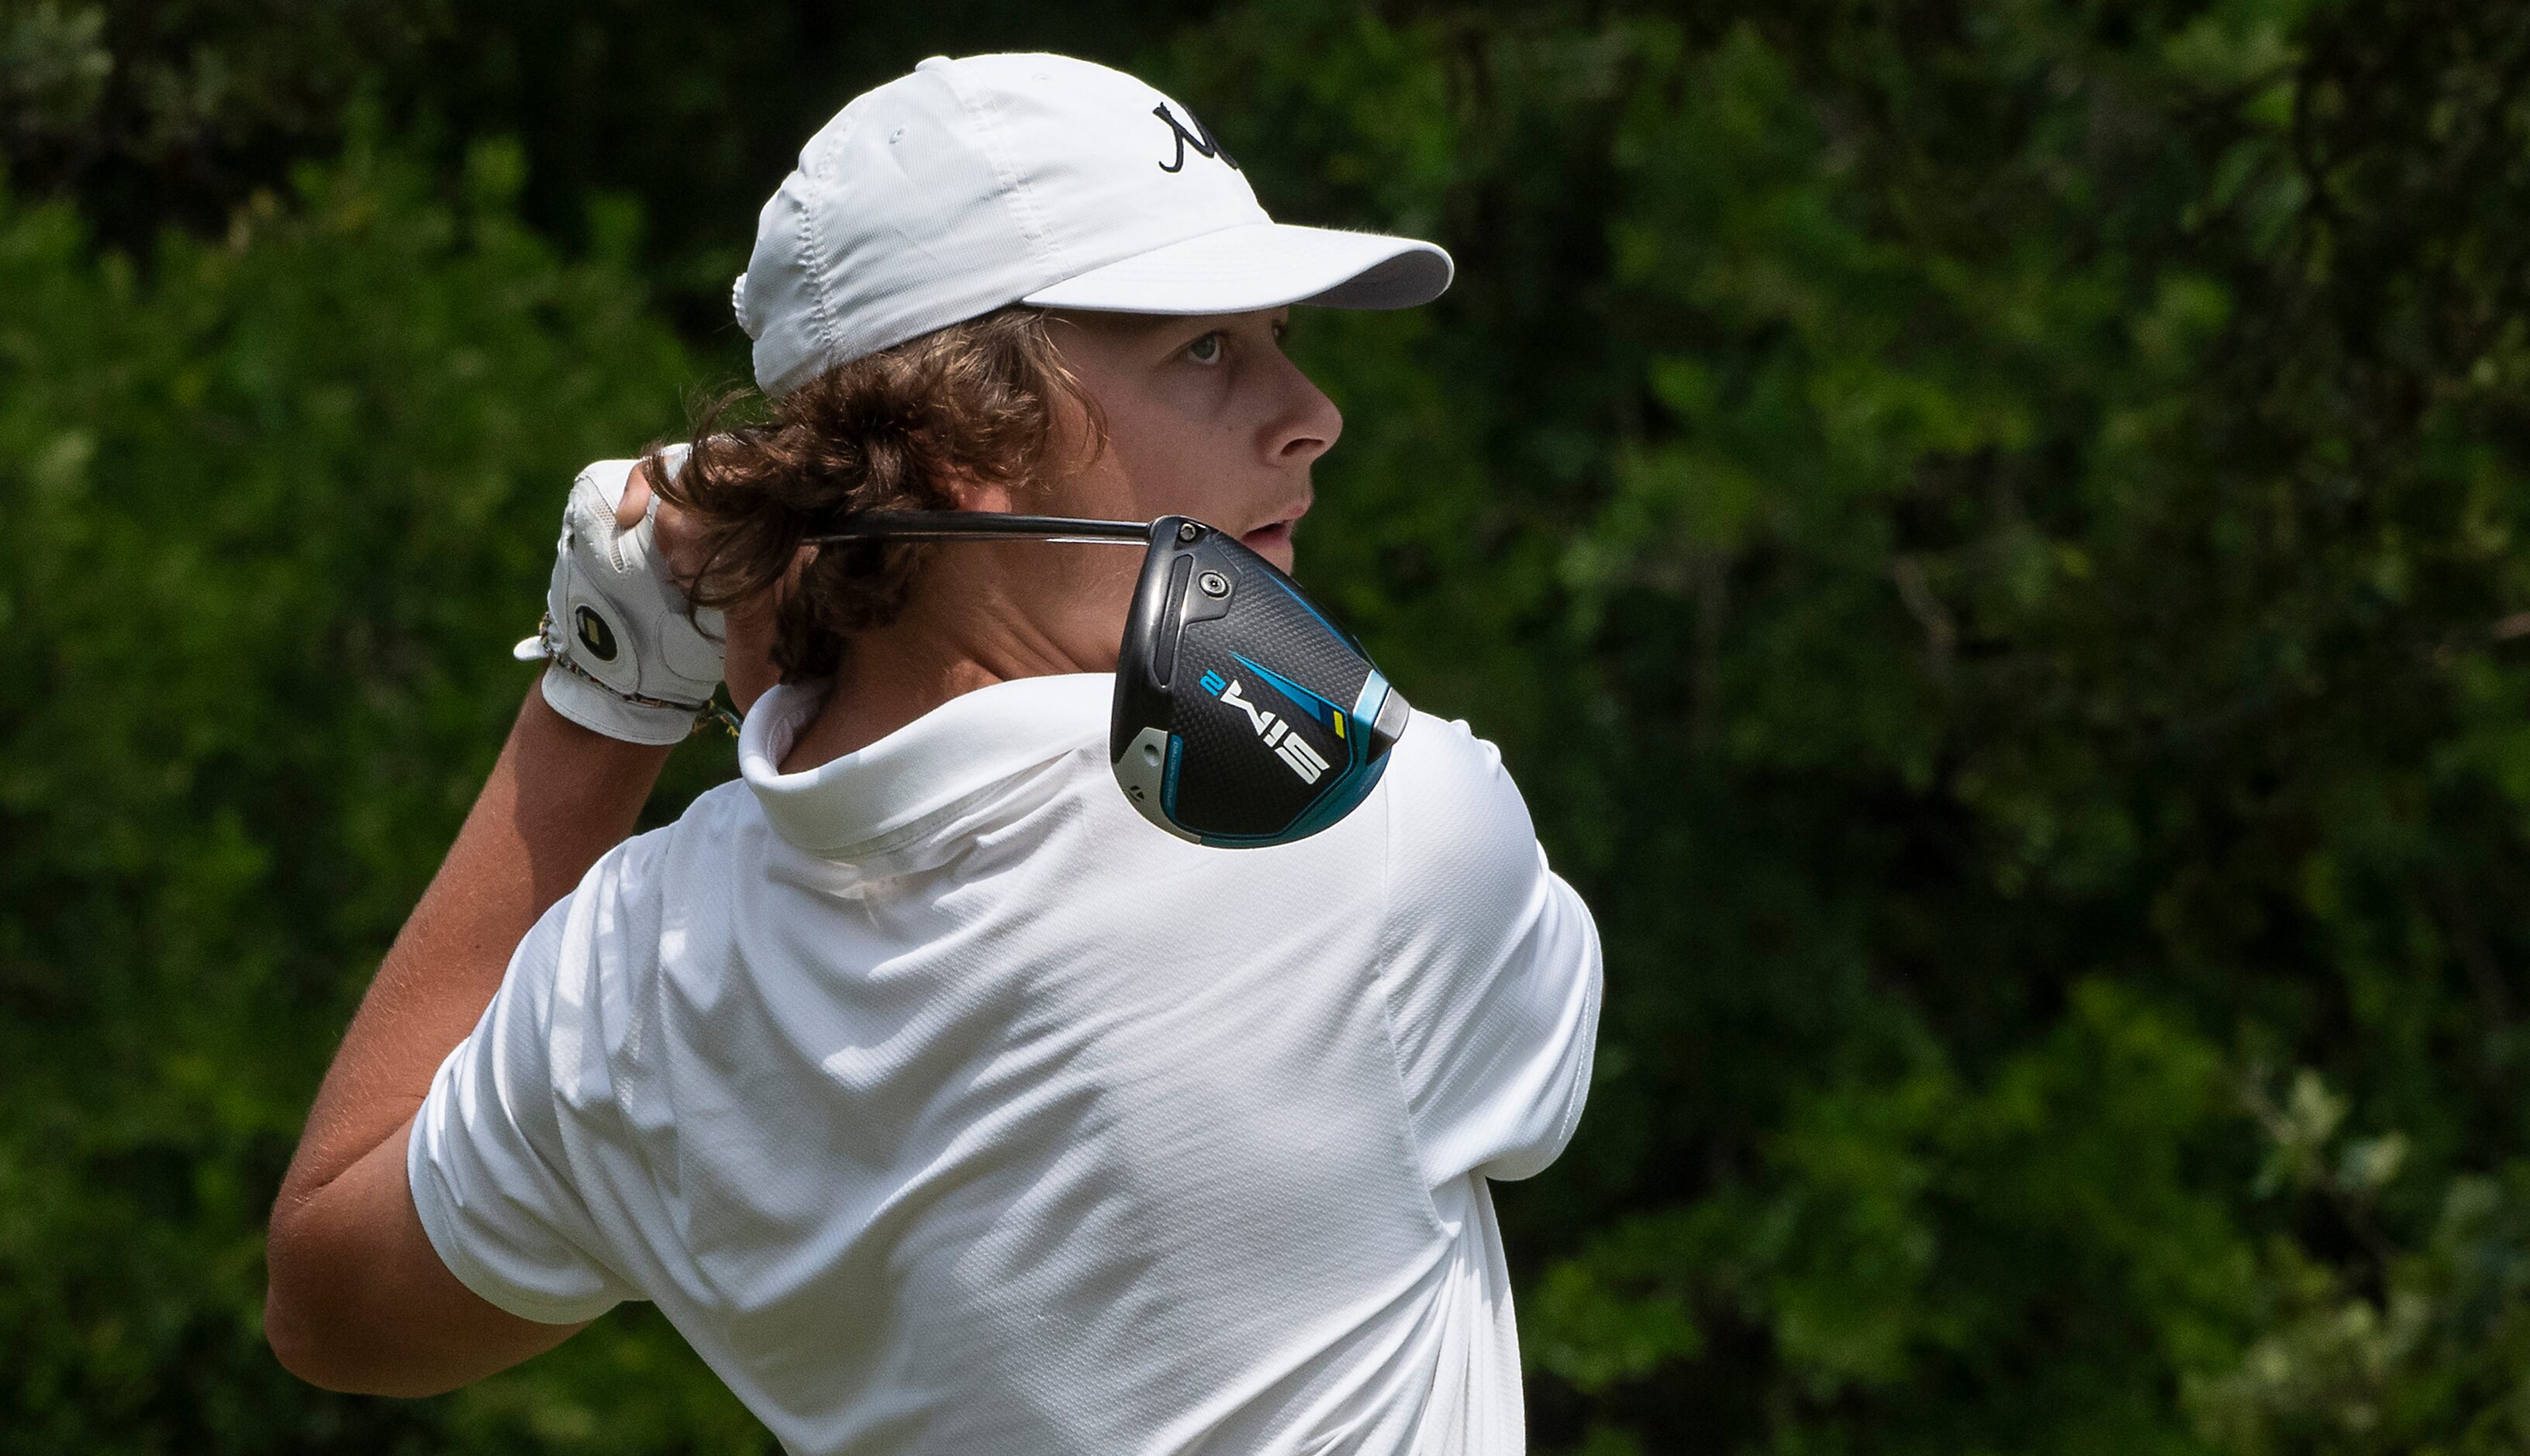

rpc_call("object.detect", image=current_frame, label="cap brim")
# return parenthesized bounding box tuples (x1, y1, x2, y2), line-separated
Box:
(1020, 222, 1451, 315)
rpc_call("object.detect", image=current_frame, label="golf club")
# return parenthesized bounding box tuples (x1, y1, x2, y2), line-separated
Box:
(809, 512, 1410, 847)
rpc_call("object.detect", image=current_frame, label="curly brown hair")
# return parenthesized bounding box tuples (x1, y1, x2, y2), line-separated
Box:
(649, 305, 1099, 683)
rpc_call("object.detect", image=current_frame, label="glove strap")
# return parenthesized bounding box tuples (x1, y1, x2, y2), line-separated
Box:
(530, 612, 742, 738)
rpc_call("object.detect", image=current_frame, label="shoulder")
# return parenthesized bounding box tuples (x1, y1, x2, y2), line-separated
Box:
(1375, 711, 1548, 930)
(604, 778, 761, 889)
(654, 777, 765, 860)
(533, 779, 759, 987)
(1379, 712, 1539, 864)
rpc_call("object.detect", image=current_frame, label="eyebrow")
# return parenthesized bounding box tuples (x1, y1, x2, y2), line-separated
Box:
(1054, 310, 1196, 336)
(1058, 309, 1279, 338)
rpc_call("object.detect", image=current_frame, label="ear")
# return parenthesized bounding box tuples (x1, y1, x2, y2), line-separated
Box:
(944, 473, 1022, 514)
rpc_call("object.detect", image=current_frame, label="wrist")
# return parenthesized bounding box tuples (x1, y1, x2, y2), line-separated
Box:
(523, 676, 684, 769)
(537, 653, 721, 747)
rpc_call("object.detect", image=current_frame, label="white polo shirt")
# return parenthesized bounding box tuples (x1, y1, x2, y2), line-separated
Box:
(409, 672, 1601, 1454)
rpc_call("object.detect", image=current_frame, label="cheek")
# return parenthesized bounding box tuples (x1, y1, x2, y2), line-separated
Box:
(1014, 405, 1134, 523)
(1096, 405, 1262, 525)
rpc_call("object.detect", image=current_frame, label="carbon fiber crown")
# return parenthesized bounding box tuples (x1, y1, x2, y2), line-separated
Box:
(1110, 518, 1410, 847)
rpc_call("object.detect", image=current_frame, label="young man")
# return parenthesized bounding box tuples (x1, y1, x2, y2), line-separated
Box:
(264, 53, 1602, 1454)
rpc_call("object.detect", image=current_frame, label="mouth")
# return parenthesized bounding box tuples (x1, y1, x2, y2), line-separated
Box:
(1239, 512, 1304, 555)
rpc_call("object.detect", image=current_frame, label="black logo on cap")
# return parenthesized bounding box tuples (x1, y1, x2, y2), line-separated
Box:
(573, 605, 620, 662)
(1154, 103, 1239, 174)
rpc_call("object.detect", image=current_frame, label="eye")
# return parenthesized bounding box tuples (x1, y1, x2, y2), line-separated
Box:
(1183, 330, 1227, 364)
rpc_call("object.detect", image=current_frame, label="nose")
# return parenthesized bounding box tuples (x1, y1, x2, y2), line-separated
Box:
(1260, 348, 1343, 469)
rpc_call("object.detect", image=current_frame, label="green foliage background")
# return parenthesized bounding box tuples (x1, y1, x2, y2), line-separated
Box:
(10, 1, 2530, 1451)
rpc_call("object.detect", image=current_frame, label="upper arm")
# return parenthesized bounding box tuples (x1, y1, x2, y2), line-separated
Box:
(1375, 716, 1604, 1185)
(264, 1118, 588, 1396)
(268, 885, 639, 1392)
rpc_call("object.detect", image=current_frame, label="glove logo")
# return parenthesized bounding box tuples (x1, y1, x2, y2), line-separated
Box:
(573, 605, 620, 662)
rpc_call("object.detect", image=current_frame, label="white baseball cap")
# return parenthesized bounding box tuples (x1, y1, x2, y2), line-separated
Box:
(732, 53, 1454, 396)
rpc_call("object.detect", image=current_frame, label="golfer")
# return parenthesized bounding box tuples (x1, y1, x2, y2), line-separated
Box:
(266, 53, 1601, 1454)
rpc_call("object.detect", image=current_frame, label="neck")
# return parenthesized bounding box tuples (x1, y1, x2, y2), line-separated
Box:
(776, 585, 1108, 774)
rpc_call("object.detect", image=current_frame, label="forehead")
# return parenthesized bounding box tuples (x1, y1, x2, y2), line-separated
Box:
(1048, 307, 1286, 341)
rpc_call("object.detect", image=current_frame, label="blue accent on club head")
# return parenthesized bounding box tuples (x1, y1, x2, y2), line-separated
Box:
(1231, 654, 1342, 733)
(1275, 752, 1393, 840)
(1199, 668, 1226, 697)
(1348, 669, 1393, 768)
(1193, 752, 1392, 848)
(1161, 732, 1185, 819)
(1350, 668, 1391, 723)
(1180, 659, 1393, 848)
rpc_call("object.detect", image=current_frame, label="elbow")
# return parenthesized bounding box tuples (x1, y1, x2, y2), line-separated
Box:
(262, 1286, 349, 1392)
(264, 1284, 454, 1397)
(264, 1215, 360, 1392)
(263, 1212, 439, 1396)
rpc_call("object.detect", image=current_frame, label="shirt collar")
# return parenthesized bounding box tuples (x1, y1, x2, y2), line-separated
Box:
(739, 674, 1113, 857)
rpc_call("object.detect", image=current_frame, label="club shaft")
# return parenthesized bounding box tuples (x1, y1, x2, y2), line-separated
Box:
(808, 512, 1154, 545)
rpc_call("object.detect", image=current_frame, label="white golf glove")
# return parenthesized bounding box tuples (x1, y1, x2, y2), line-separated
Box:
(514, 446, 728, 744)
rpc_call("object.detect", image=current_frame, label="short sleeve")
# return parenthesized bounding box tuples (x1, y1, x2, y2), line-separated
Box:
(407, 892, 640, 1324)
(1374, 714, 1603, 1185)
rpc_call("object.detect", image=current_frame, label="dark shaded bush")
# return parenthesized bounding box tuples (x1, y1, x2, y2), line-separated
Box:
(12, 2, 2530, 1451)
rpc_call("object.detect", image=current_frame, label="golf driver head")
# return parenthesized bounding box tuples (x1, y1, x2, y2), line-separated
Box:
(1110, 516, 1410, 847)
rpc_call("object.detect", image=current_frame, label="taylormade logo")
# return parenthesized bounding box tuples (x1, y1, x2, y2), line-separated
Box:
(1208, 674, 1328, 784)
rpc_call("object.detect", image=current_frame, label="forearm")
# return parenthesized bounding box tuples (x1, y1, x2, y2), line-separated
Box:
(274, 679, 671, 1219)
(264, 457, 721, 1391)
